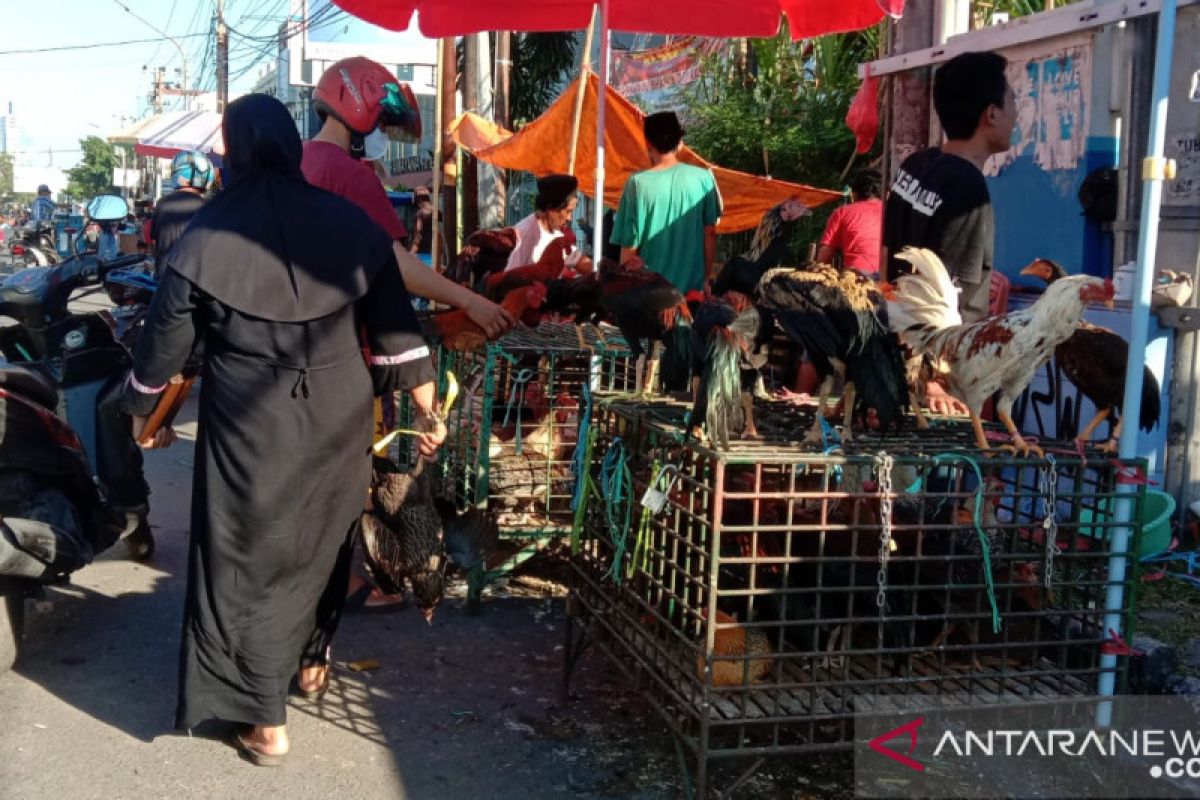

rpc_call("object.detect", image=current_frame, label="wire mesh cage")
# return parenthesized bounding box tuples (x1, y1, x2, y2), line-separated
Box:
(565, 395, 1143, 797)
(403, 322, 637, 593)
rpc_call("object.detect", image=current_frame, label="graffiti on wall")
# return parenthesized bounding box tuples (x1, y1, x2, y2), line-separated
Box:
(985, 34, 1093, 182)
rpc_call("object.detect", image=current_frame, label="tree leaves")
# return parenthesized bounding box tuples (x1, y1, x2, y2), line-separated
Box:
(65, 136, 122, 200)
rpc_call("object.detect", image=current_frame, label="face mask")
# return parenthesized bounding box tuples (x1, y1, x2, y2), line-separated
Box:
(363, 127, 389, 162)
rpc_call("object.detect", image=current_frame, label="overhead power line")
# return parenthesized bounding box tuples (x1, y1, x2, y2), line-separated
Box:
(0, 33, 206, 57)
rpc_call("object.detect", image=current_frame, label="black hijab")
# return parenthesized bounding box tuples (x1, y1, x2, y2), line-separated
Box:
(165, 93, 394, 322)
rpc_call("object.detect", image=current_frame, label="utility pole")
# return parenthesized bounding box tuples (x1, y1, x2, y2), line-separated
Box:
(151, 67, 166, 114)
(114, 0, 190, 110)
(216, 0, 229, 111)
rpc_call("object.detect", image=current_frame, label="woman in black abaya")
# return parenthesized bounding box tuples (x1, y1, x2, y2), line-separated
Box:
(120, 93, 443, 764)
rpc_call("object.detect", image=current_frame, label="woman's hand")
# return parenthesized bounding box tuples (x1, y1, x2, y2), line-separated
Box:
(466, 293, 517, 339)
(131, 415, 178, 449)
(414, 412, 447, 458)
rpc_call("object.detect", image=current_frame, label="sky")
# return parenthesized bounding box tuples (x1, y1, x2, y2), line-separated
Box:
(0, 0, 299, 172)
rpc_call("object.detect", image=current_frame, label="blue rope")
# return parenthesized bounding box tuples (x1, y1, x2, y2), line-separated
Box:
(930, 452, 1002, 634)
(502, 368, 536, 456)
(818, 414, 841, 452)
(600, 437, 633, 585)
(571, 380, 594, 513)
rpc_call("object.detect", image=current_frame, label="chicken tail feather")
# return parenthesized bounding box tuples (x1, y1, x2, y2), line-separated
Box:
(659, 308, 694, 393)
(847, 330, 909, 431)
(700, 326, 745, 449)
(888, 247, 964, 352)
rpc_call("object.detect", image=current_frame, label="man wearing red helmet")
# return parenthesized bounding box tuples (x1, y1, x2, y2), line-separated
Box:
(302, 56, 513, 337)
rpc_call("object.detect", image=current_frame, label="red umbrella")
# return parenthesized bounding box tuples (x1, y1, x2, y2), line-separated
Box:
(332, 0, 903, 257)
(332, 0, 901, 39)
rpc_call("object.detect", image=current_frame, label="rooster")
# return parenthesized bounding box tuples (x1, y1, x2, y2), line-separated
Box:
(711, 198, 811, 296)
(690, 291, 768, 447)
(699, 609, 774, 687)
(360, 458, 500, 624)
(1020, 257, 1160, 452)
(480, 237, 572, 300)
(432, 282, 548, 351)
(445, 227, 518, 287)
(598, 258, 693, 396)
(756, 263, 908, 442)
(889, 248, 1115, 456)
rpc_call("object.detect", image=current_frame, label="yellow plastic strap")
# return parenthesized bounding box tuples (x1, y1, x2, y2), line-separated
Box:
(371, 371, 459, 455)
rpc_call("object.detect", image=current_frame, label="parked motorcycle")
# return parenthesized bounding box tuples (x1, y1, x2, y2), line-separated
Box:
(0, 194, 162, 672)
(8, 220, 60, 268)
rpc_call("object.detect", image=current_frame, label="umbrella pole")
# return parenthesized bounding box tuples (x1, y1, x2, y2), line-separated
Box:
(432, 38, 445, 273)
(1097, 0, 1178, 720)
(590, 0, 611, 264)
(568, 12, 597, 174)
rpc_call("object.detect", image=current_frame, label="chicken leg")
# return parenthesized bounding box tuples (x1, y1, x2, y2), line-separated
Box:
(1075, 407, 1111, 447)
(740, 391, 760, 439)
(996, 403, 1044, 458)
(840, 381, 857, 442)
(643, 341, 663, 397)
(910, 390, 931, 430)
(805, 374, 837, 444)
(1100, 414, 1123, 454)
(971, 412, 991, 452)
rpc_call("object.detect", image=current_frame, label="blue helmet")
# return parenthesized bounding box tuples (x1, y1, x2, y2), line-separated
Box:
(104, 267, 157, 306)
(170, 150, 213, 191)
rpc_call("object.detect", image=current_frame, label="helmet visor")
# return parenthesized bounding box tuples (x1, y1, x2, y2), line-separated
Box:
(379, 83, 421, 142)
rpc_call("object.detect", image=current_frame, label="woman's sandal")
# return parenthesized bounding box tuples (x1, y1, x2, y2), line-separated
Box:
(234, 734, 287, 767)
(294, 665, 331, 701)
(345, 582, 406, 614)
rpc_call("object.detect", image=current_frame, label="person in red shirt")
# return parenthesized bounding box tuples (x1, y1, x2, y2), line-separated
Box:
(816, 169, 883, 275)
(295, 57, 515, 702)
(301, 57, 514, 338)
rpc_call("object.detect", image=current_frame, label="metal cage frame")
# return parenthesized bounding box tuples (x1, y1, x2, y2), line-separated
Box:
(564, 396, 1142, 798)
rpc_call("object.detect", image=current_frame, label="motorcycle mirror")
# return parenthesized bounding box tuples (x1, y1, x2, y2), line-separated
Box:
(85, 195, 129, 224)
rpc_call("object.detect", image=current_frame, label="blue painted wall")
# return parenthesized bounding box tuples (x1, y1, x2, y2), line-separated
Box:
(987, 135, 1118, 287)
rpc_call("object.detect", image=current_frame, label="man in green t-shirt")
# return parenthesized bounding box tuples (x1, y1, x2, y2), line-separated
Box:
(611, 112, 722, 292)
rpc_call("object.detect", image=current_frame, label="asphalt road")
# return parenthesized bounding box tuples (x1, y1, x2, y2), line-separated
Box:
(0, 391, 702, 800)
(0, 250, 834, 800)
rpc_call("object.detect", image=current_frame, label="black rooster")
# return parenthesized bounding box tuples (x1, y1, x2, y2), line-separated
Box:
(690, 291, 768, 447)
(598, 258, 693, 395)
(359, 457, 500, 623)
(757, 264, 907, 442)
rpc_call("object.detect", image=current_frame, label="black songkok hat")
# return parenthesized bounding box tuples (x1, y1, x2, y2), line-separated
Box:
(535, 174, 579, 211)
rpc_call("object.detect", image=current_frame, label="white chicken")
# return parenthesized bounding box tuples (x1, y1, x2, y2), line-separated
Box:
(887, 247, 1114, 456)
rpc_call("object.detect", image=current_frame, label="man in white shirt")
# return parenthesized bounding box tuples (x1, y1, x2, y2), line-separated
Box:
(505, 173, 592, 273)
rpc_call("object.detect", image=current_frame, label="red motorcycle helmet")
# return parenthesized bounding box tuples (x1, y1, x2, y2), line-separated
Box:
(313, 56, 421, 140)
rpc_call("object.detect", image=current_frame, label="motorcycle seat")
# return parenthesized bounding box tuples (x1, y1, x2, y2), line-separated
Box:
(0, 363, 58, 410)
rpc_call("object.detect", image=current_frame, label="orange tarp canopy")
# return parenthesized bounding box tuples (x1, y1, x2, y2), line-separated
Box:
(449, 73, 842, 234)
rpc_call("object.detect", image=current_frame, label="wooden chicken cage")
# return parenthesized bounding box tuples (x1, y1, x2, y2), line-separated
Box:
(564, 396, 1142, 798)
(413, 322, 636, 599)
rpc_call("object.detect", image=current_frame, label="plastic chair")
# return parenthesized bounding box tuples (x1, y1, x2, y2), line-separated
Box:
(989, 270, 1011, 317)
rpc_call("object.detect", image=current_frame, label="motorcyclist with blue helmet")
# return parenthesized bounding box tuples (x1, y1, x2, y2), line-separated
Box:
(148, 150, 212, 270)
